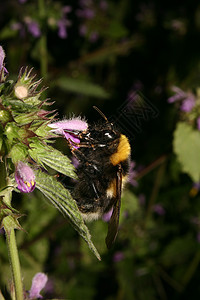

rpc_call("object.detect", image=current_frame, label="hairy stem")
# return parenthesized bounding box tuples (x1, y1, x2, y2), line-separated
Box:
(4, 190, 23, 300)
(6, 228, 24, 300)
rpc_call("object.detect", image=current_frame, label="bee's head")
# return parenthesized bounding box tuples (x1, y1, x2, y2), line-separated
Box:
(86, 121, 119, 145)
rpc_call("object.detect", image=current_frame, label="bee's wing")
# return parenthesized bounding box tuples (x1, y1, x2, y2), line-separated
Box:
(105, 166, 122, 249)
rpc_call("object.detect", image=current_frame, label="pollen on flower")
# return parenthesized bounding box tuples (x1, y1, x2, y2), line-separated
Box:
(15, 161, 36, 193)
(14, 85, 28, 99)
(24, 179, 35, 188)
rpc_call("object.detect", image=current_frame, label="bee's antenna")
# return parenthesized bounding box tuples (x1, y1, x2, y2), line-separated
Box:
(93, 106, 108, 122)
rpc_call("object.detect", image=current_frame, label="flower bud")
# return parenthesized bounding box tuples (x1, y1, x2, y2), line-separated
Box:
(14, 84, 28, 99)
(15, 161, 36, 193)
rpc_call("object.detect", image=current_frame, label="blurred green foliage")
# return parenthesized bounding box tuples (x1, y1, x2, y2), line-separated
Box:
(1, 0, 200, 299)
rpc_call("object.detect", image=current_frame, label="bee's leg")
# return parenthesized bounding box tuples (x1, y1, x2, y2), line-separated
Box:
(71, 147, 87, 162)
(68, 138, 93, 148)
(91, 182, 100, 199)
(68, 137, 106, 149)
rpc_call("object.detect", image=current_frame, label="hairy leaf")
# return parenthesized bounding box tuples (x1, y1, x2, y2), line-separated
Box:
(173, 122, 200, 182)
(29, 142, 77, 179)
(35, 170, 101, 260)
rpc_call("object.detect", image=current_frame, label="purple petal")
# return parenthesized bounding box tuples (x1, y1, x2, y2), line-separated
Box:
(102, 208, 113, 222)
(26, 20, 41, 37)
(71, 156, 79, 168)
(168, 86, 186, 103)
(180, 96, 195, 112)
(153, 204, 165, 216)
(63, 132, 81, 148)
(49, 118, 88, 134)
(29, 273, 48, 299)
(49, 118, 88, 149)
(113, 251, 124, 263)
(15, 162, 36, 193)
(58, 21, 67, 39)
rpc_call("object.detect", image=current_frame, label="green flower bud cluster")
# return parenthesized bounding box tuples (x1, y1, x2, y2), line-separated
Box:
(0, 67, 56, 165)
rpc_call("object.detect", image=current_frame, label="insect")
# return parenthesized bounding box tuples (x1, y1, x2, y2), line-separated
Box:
(51, 107, 131, 248)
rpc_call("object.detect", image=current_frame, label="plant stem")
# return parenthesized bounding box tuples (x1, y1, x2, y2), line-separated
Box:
(4, 189, 23, 300)
(6, 228, 24, 300)
(39, 35, 48, 79)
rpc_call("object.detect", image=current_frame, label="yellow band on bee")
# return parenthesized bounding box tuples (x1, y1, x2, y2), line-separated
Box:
(110, 134, 131, 166)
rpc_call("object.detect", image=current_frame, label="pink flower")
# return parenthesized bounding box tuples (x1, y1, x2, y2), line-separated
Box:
(15, 161, 36, 193)
(180, 95, 195, 112)
(153, 204, 165, 216)
(29, 272, 48, 299)
(168, 86, 186, 103)
(25, 20, 41, 37)
(49, 118, 88, 149)
(113, 251, 124, 263)
(102, 208, 113, 222)
(168, 86, 196, 112)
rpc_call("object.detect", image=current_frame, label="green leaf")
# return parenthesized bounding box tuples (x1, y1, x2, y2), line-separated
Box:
(55, 77, 110, 99)
(160, 235, 196, 267)
(0, 197, 23, 233)
(35, 170, 101, 260)
(9, 143, 28, 164)
(4, 122, 20, 143)
(2, 215, 23, 234)
(173, 122, 200, 182)
(14, 111, 38, 125)
(28, 142, 77, 179)
(3, 99, 36, 113)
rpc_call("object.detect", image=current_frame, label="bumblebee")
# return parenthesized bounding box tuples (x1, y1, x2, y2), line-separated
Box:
(67, 107, 131, 248)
